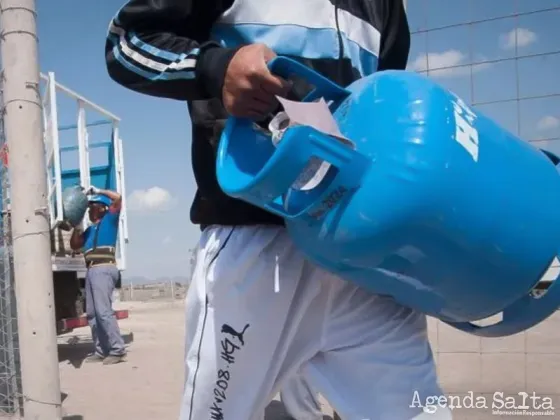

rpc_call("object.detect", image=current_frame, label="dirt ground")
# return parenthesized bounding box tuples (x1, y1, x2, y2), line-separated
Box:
(58, 300, 560, 420)
(58, 301, 186, 420)
(58, 300, 335, 420)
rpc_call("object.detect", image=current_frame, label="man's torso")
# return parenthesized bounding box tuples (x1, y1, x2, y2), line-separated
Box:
(189, 0, 386, 228)
(83, 212, 120, 266)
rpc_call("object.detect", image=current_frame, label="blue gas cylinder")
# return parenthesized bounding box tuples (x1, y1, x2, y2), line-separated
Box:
(216, 57, 560, 337)
(61, 185, 88, 228)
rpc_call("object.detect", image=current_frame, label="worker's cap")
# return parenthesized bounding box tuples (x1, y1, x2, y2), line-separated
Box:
(88, 194, 112, 207)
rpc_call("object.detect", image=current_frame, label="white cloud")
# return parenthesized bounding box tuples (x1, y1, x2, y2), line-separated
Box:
(127, 186, 173, 212)
(500, 28, 537, 50)
(408, 49, 490, 78)
(537, 116, 560, 131)
(162, 235, 172, 245)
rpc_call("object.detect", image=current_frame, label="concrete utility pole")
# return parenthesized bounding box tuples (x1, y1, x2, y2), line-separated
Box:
(0, 1, 62, 418)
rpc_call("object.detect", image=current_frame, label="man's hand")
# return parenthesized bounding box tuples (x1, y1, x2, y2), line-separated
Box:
(222, 44, 292, 119)
(86, 185, 101, 195)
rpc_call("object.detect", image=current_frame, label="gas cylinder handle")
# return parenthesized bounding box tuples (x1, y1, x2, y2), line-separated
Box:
(217, 58, 361, 221)
(262, 128, 370, 221)
(267, 56, 351, 103)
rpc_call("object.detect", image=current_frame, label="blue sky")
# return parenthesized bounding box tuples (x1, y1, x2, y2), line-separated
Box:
(35, 0, 560, 279)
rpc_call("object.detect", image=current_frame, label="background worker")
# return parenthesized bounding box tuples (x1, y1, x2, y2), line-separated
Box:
(105, 0, 449, 418)
(70, 186, 127, 365)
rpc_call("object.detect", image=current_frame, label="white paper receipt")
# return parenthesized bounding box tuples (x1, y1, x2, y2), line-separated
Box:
(268, 97, 351, 191)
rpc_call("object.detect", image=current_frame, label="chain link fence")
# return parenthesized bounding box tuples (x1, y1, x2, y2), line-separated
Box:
(0, 83, 22, 416)
(118, 247, 195, 303)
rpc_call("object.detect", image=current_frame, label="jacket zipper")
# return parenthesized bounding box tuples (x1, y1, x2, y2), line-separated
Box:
(334, 0, 345, 81)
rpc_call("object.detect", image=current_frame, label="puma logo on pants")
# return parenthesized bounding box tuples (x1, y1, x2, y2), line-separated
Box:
(221, 323, 250, 346)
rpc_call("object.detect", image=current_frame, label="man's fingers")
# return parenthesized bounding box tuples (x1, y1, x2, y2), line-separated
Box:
(246, 109, 269, 121)
(252, 88, 277, 105)
(247, 97, 276, 115)
(229, 97, 276, 119)
(262, 46, 277, 62)
(248, 61, 291, 95)
(260, 72, 293, 96)
(234, 107, 270, 120)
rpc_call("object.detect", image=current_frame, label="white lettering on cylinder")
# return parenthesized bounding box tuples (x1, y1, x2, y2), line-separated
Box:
(452, 97, 479, 162)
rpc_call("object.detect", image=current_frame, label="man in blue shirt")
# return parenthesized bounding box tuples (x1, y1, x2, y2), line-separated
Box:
(70, 186, 126, 365)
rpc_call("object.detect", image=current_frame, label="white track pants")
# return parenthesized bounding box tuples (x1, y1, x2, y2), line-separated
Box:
(280, 372, 324, 419)
(180, 226, 449, 420)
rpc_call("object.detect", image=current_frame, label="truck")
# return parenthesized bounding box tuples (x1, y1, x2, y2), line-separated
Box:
(0, 71, 130, 335)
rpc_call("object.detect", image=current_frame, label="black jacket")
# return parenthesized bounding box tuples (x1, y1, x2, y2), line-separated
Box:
(105, 0, 410, 227)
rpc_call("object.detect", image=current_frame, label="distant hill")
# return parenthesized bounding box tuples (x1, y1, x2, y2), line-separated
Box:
(122, 275, 190, 286)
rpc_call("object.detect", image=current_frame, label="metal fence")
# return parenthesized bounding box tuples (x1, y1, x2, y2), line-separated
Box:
(0, 85, 21, 416)
(119, 282, 189, 303)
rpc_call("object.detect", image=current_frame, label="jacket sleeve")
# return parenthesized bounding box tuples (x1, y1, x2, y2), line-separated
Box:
(105, 0, 238, 101)
(377, 0, 410, 71)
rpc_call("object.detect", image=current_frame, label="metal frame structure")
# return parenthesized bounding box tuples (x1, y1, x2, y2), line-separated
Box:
(40, 72, 129, 273)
